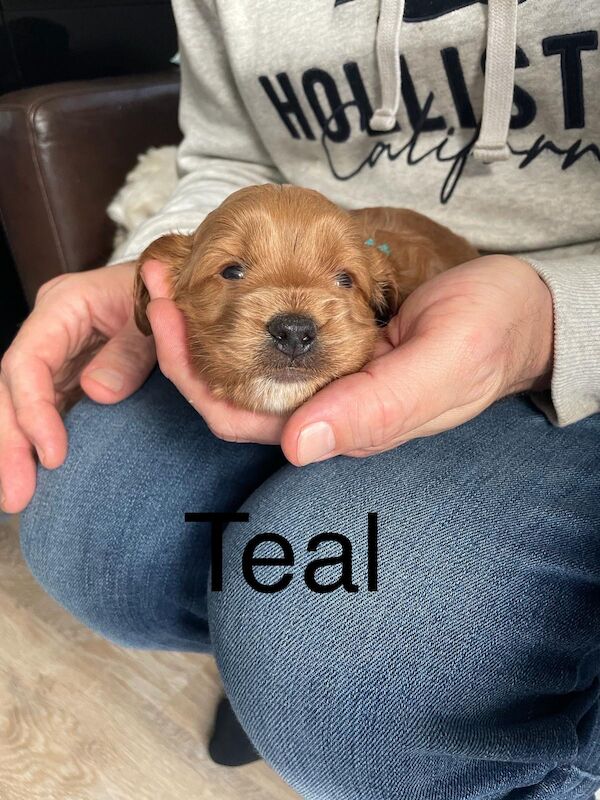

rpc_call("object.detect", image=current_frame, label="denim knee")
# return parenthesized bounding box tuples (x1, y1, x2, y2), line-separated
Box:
(208, 416, 600, 800)
(19, 377, 218, 651)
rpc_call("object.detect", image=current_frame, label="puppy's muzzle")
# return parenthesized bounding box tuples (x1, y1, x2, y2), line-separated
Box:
(267, 314, 317, 359)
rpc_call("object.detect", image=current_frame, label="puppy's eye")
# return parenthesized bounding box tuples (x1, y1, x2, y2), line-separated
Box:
(221, 264, 245, 280)
(335, 272, 353, 288)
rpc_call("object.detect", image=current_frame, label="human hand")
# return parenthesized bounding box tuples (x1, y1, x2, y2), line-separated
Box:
(0, 262, 156, 512)
(281, 255, 554, 465)
(141, 259, 287, 445)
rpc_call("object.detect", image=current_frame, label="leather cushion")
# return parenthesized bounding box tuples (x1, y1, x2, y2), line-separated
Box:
(0, 70, 181, 304)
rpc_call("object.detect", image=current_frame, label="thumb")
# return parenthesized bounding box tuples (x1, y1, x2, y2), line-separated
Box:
(80, 316, 156, 403)
(281, 336, 458, 465)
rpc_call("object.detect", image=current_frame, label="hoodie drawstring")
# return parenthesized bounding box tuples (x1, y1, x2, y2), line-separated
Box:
(473, 0, 518, 162)
(369, 0, 518, 164)
(369, 0, 406, 132)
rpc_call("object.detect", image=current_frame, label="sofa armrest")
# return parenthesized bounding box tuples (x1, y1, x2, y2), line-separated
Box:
(0, 70, 181, 305)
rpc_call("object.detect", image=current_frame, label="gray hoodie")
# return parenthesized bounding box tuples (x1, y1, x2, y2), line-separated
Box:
(112, 0, 600, 427)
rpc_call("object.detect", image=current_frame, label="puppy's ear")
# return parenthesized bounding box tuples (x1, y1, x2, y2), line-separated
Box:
(368, 227, 448, 324)
(133, 233, 193, 335)
(368, 245, 402, 326)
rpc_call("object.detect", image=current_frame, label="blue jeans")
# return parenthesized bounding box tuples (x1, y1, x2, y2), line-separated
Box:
(20, 369, 600, 800)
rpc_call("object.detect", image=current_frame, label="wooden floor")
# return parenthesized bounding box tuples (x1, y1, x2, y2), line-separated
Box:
(0, 514, 299, 800)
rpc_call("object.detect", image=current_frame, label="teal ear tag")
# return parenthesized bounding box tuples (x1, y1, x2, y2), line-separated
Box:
(364, 237, 391, 255)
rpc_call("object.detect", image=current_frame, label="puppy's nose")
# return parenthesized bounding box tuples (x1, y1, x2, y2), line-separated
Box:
(267, 314, 317, 358)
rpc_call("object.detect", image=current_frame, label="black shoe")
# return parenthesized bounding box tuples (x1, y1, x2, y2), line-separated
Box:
(208, 696, 261, 766)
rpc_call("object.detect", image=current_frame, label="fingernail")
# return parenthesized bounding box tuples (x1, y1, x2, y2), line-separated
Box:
(297, 421, 336, 466)
(85, 369, 124, 393)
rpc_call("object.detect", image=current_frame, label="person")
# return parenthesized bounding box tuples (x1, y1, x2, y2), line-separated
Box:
(2, 0, 599, 797)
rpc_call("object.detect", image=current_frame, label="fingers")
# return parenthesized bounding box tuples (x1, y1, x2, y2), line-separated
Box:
(0, 300, 84, 476)
(0, 377, 38, 513)
(1, 349, 67, 470)
(281, 335, 464, 465)
(0, 300, 74, 511)
(81, 316, 156, 404)
(146, 296, 285, 445)
(141, 259, 173, 299)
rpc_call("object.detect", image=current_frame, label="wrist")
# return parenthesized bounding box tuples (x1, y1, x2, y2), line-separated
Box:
(506, 258, 554, 394)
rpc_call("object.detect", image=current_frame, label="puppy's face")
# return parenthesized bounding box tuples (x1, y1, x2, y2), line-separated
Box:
(135, 185, 393, 413)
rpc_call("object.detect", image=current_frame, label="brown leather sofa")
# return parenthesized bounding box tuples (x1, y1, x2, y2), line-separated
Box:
(0, 70, 182, 306)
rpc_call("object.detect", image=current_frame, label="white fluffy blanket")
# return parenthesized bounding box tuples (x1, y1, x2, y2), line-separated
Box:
(107, 146, 178, 256)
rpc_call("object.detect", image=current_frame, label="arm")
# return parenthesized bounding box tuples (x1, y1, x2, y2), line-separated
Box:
(110, 0, 284, 265)
(523, 256, 600, 426)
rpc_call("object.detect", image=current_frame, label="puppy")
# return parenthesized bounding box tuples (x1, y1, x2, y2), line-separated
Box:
(134, 184, 477, 414)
